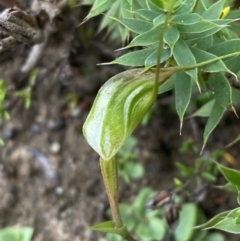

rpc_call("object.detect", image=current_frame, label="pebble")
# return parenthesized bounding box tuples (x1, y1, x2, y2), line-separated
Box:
(50, 142, 61, 154)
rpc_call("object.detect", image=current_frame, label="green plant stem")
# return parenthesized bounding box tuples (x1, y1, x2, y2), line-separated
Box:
(100, 158, 137, 241)
(100, 157, 123, 227)
(152, 1, 175, 100)
(175, 51, 240, 72)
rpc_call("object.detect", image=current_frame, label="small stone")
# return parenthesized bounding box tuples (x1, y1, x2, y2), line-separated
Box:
(50, 142, 61, 154)
(55, 186, 63, 196)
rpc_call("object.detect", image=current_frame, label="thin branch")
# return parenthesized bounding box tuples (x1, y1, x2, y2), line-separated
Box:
(0, 0, 25, 9)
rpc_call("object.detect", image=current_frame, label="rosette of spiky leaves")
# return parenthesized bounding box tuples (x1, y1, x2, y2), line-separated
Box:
(84, 0, 240, 150)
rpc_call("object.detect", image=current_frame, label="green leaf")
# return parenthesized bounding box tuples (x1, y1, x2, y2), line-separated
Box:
(107, 233, 123, 241)
(164, 26, 180, 50)
(145, 48, 171, 67)
(133, 188, 155, 218)
(207, 73, 233, 108)
(202, 171, 216, 182)
(174, 203, 201, 241)
(125, 162, 145, 179)
(0, 227, 34, 241)
(175, 71, 192, 134)
(196, 35, 213, 50)
(91, 221, 127, 235)
(190, 99, 215, 118)
(213, 214, 240, 233)
(84, 0, 115, 20)
(202, 0, 225, 20)
(111, 48, 156, 67)
(174, 0, 197, 14)
(158, 73, 176, 94)
(135, 9, 159, 21)
(0, 138, 4, 146)
(202, 101, 225, 151)
(128, 26, 163, 47)
(175, 162, 194, 177)
(153, 14, 167, 26)
(119, 204, 136, 231)
(177, 21, 225, 34)
(190, 47, 230, 73)
(207, 39, 240, 59)
(187, 26, 226, 40)
(172, 13, 201, 25)
(195, 210, 231, 229)
(83, 68, 175, 160)
(173, 38, 198, 88)
(204, 232, 225, 241)
(217, 163, 240, 186)
(136, 218, 166, 241)
(116, 18, 153, 34)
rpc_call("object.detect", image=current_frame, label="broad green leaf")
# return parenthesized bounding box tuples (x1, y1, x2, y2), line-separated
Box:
(196, 35, 213, 50)
(171, 13, 201, 25)
(153, 14, 167, 26)
(119, 204, 136, 231)
(207, 39, 240, 59)
(84, 0, 115, 20)
(202, 0, 225, 20)
(135, 9, 159, 21)
(164, 26, 180, 50)
(0, 227, 33, 241)
(91, 221, 127, 235)
(136, 218, 166, 241)
(111, 48, 156, 67)
(121, 0, 132, 18)
(145, 48, 171, 67)
(174, 203, 200, 241)
(107, 233, 123, 241)
(190, 47, 230, 73)
(158, 73, 176, 94)
(187, 26, 225, 40)
(202, 102, 225, 151)
(190, 99, 214, 117)
(174, 0, 197, 14)
(173, 38, 198, 88)
(133, 187, 155, 218)
(127, 26, 163, 47)
(125, 162, 144, 179)
(213, 215, 240, 233)
(195, 210, 231, 229)
(147, 0, 166, 12)
(217, 163, 240, 186)
(232, 88, 240, 105)
(175, 71, 192, 134)
(225, 55, 240, 74)
(207, 73, 233, 108)
(116, 18, 153, 34)
(204, 232, 225, 241)
(83, 68, 175, 160)
(177, 21, 225, 34)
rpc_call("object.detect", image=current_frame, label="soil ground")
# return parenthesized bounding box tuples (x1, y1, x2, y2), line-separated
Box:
(0, 3, 240, 241)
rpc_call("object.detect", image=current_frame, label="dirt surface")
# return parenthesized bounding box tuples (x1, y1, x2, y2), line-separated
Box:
(0, 3, 240, 241)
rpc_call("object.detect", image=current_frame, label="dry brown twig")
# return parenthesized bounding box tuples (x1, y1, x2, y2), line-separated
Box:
(0, 0, 68, 79)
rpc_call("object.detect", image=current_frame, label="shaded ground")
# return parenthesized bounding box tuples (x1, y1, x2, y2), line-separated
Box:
(0, 3, 240, 241)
